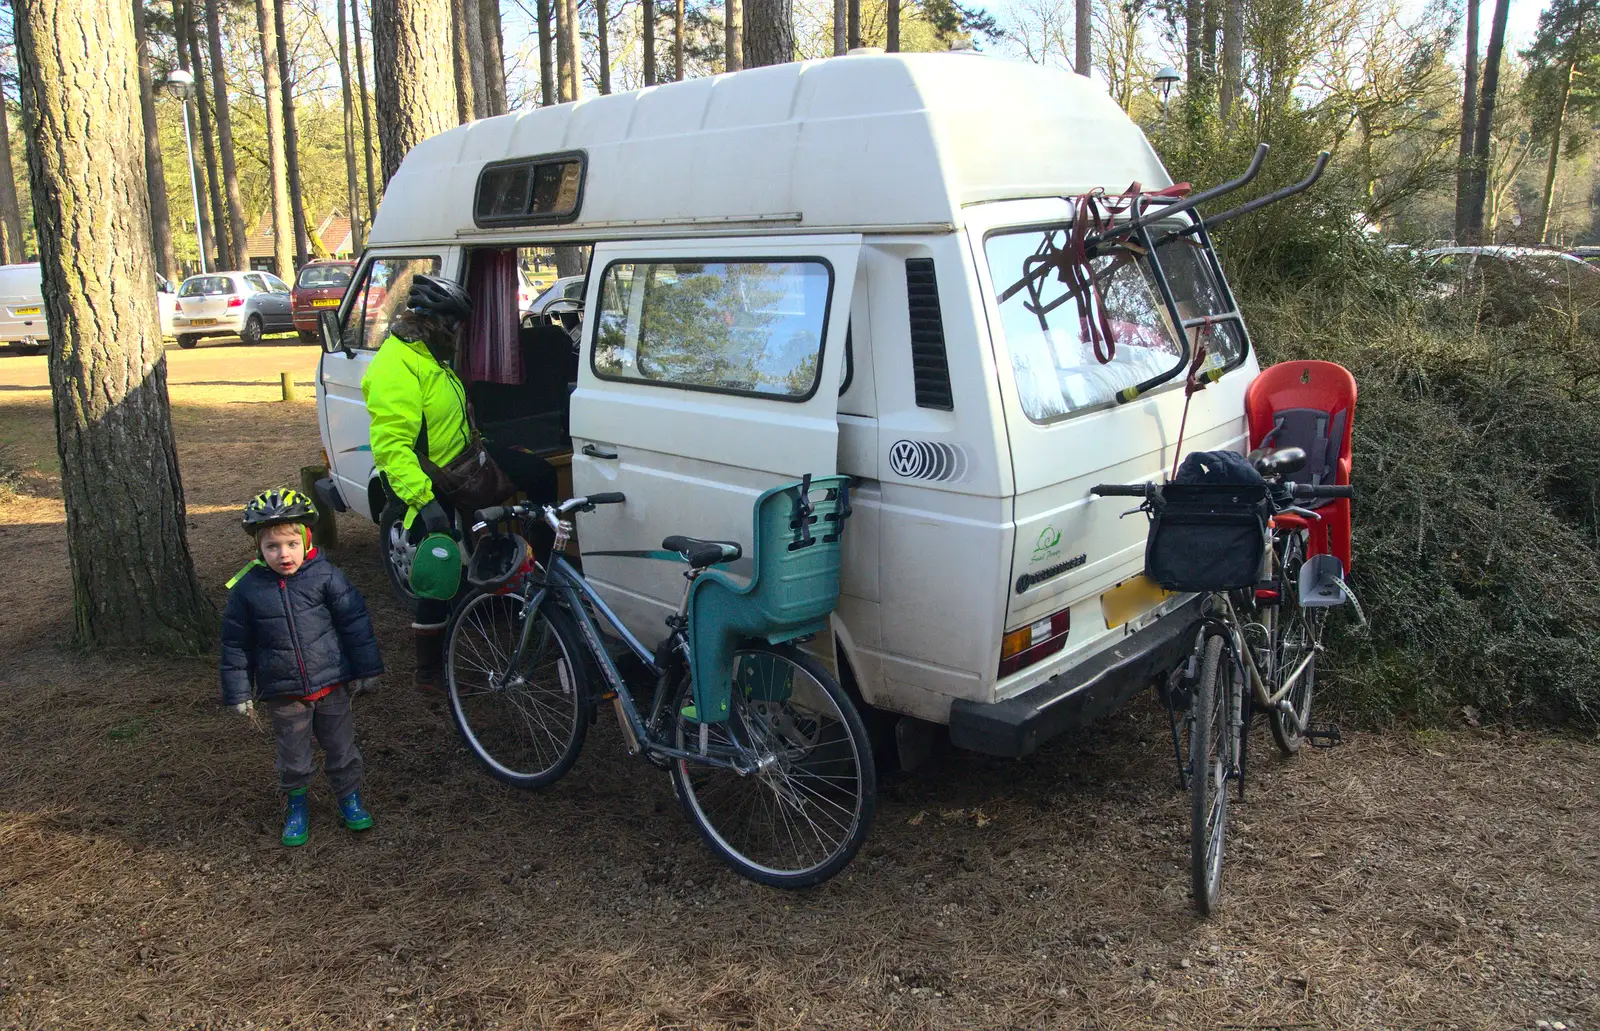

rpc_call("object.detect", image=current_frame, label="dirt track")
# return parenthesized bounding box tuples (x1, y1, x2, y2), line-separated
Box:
(1, 346, 1597, 1031)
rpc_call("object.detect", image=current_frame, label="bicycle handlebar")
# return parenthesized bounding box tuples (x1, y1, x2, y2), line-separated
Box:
(1289, 483, 1354, 500)
(1091, 483, 1154, 498)
(472, 493, 627, 533)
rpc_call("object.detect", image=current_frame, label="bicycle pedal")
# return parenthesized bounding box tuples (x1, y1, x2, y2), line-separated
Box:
(1305, 723, 1343, 748)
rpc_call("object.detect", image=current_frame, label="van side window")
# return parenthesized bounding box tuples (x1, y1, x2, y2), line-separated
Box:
(592, 259, 832, 400)
(340, 256, 441, 351)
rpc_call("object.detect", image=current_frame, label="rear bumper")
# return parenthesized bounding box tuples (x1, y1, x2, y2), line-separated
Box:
(948, 596, 1201, 758)
(173, 312, 243, 334)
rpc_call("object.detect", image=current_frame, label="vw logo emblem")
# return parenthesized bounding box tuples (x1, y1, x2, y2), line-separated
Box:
(890, 440, 922, 477)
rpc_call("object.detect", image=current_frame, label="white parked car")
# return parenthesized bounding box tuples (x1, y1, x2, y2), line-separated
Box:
(173, 270, 295, 348)
(156, 272, 177, 339)
(0, 262, 47, 355)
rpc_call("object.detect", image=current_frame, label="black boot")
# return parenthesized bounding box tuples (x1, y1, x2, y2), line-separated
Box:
(413, 626, 445, 694)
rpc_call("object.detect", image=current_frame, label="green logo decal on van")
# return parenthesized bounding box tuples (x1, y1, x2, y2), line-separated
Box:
(1031, 526, 1063, 564)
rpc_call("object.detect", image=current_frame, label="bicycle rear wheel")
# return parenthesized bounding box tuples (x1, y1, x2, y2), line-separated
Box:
(446, 589, 590, 788)
(1271, 533, 1324, 756)
(1189, 632, 1236, 915)
(670, 644, 876, 889)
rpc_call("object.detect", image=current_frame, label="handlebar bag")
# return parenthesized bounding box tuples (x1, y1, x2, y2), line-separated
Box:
(1146, 451, 1269, 592)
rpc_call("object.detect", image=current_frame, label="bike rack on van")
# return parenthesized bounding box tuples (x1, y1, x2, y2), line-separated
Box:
(997, 143, 1330, 406)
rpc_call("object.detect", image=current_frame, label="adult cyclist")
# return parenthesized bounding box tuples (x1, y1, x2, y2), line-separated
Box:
(361, 274, 557, 691)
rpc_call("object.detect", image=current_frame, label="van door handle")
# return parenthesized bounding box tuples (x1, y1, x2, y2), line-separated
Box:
(582, 444, 618, 460)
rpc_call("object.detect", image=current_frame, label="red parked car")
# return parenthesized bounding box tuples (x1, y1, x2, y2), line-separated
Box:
(291, 260, 357, 343)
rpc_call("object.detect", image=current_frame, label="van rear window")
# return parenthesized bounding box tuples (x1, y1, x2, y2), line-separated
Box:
(474, 154, 584, 226)
(179, 276, 234, 297)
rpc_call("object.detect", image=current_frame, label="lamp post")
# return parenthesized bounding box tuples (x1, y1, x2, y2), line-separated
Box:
(164, 68, 207, 275)
(1154, 65, 1180, 135)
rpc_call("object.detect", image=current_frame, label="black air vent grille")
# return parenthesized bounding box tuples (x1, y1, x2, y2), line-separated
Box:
(905, 258, 953, 410)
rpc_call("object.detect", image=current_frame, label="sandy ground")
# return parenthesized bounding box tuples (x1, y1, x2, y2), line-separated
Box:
(0, 344, 1596, 1031)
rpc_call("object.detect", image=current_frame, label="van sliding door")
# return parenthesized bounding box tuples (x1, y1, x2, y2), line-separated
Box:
(570, 235, 860, 637)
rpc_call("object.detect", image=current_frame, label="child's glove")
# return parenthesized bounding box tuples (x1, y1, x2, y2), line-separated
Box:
(230, 701, 254, 716)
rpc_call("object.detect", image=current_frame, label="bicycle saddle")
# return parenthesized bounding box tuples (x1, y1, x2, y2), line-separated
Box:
(663, 535, 742, 569)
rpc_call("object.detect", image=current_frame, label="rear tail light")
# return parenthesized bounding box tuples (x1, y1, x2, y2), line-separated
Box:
(227, 296, 243, 308)
(999, 607, 1072, 677)
(174, 300, 183, 313)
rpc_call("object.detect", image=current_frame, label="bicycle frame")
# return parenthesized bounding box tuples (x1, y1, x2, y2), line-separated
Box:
(510, 556, 766, 776)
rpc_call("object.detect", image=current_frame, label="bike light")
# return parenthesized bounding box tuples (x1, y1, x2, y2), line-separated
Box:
(227, 296, 244, 308)
(999, 608, 1071, 677)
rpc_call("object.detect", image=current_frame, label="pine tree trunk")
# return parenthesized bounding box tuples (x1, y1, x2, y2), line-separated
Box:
(181, 0, 225, 270)
(559, 0, 582, 99)
(257, 0, 295, 278)
(1455, 0, 1479, 241)
(276, 0, 309, 269)
(451, 0, 478, 121)
(370, 0, 458, 185)
(833, 0, 845, 54)
(644, 0, 656, 85)
(538, 0, 555, 102)
(0, 98, 27, 264)
(597, 0, 612, 93)
(887, 0, 899, 52)
(744, 0, 793, 66)
(480, 0, 508, 114)
(675, 0, 685, 79)
(352, 0, 379, 218)
(1219, 0, 1241, 119)
(207, 0, 250, 268)
(463, 0, 489, 118)
(1538, 45, 1578, 243)
(169, 0, 216, 271)
(1073, 0, 1088, 71)
(726, 0, 742, 69)
(14, 0, 213, 651)
(133, 0, 177, 280)
(1463, 0, 1509, 244)
(1184, 0, 1202, 83)
(338, 0, 365, 248)
(845, 0, 858, 49)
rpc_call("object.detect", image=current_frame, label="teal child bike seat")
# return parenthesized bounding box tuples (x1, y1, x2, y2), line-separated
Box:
(685, 475, 852, 724)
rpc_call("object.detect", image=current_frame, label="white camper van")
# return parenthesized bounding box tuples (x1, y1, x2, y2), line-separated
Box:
(315, 53, 1267, 763)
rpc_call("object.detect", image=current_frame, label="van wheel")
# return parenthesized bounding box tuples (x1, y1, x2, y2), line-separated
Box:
(240, 314, 264, 346)
(379, 497, 419, 605)
(176, 335, 199, 349)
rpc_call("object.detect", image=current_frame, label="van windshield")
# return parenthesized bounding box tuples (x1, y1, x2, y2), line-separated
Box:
(985, 221, 1243, 422)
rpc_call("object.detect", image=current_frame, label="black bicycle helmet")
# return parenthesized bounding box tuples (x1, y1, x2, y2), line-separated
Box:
(242, 487, 318, 535)
(467, 533, 531, 590)
(406, 274, 473, 321)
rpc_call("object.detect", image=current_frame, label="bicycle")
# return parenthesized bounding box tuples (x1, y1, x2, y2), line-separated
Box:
(1092, 447, 1355, 914)
(442, 480, 877, 889)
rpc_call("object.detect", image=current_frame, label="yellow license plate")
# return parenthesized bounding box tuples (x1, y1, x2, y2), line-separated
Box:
(1101, 575, 1173, 629)
(188, 318, 216, 326)
(312, 298, 339, 307)
(13, 306, 39, 316)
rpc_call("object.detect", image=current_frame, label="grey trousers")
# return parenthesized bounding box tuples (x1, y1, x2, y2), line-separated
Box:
(266, 685, 364, 797)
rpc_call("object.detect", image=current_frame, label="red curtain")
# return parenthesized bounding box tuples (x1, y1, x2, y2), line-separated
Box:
(465, 249, 520, 384)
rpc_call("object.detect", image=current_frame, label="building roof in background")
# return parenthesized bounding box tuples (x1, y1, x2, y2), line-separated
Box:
(245, 212, 356, 261)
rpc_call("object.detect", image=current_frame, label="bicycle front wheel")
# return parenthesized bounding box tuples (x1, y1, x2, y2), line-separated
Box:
(1189, 632, 1235, 915)
(446, 589, 590, 789)
(670, 644, 876, 889)
(1271, 533, 1324, 756)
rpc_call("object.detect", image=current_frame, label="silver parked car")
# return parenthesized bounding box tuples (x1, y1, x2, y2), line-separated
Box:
(173, 270, 294, 349)
(0, 262, 47, 355)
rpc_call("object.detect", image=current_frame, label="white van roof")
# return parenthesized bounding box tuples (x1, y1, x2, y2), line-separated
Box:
(370, 53, 1169, 247)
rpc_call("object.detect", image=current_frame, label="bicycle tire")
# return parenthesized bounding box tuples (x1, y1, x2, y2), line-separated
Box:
(1270, 533, 1323, 756)
(1190, 632, 1232, 915)
(446, 588, 590, 789)
(670, 644, 876, 890)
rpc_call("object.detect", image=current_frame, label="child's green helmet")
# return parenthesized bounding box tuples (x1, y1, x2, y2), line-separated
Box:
(410, 532, 462, 600)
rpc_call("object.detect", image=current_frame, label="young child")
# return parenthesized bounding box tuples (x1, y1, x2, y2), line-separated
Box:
(220, 488, 385, 847)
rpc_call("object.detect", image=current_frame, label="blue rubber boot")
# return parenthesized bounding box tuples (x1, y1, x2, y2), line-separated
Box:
(281, 788, 309, 847)
(338, 789, 374, 831)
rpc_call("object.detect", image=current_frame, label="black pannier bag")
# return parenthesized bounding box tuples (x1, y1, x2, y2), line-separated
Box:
(1144, 451, 1270, 592)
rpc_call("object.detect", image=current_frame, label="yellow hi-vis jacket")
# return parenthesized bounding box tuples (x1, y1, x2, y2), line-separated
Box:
(360, 334, 471, 527)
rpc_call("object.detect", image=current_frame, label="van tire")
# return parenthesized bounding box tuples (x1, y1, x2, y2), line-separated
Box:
(176, 335, 199, 349)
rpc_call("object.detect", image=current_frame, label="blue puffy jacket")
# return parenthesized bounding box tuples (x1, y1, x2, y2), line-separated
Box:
(219, 552, 385, 705)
